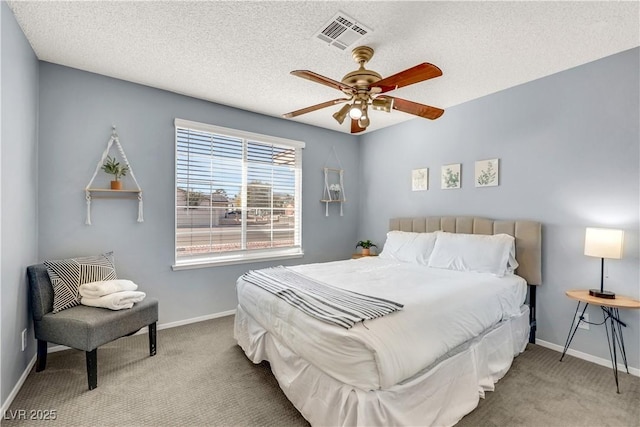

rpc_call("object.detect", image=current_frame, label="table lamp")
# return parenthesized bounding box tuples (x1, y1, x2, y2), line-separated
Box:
(584, 227, 624, 299)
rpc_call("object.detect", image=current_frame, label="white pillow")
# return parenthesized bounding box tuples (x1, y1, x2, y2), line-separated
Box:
(507, 245, 519, 273)
(378, 231, 438, 265)
(427, 232, 516, 277)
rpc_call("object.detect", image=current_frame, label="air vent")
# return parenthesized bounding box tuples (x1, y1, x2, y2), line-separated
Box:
(314, 12, 372, 51)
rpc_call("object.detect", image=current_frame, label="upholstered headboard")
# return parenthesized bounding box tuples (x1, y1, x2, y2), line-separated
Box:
(389, 216, 542, 285)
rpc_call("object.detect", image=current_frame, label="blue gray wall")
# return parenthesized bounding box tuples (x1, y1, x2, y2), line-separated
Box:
(358, 47, 640, 370)
(0, 1, 39, 407)
(37, 62, 361, 326)
(2, 1, 638, 407)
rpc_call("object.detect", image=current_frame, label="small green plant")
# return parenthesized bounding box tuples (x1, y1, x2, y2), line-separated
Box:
(356, 240, 377, 249)
(477, 161, 497, 186)
(443, 167, 460, 188)
(101, 155, 129, 181)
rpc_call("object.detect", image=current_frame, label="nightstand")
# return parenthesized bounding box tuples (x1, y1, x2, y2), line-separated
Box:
(560, 289, 640, 393)
(351, 254, 378, 259)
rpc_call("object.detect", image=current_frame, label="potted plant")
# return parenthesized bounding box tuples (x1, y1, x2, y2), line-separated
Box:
(101, 155, 129, 190)
(329, 183, 341, 201)
(356, 240, 377, 256)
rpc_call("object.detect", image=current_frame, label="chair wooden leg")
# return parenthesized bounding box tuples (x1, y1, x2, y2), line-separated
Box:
(148, 322, 157, 356)
(36, 340, 47, 372)
(86, 349, 98, 390)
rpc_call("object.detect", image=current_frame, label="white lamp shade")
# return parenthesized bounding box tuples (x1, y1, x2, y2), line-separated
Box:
(348, 105, 363, 119)
(584, 227, 624, 259)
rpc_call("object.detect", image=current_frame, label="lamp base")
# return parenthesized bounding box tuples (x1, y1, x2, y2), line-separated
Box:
(589, 289, 616, 299)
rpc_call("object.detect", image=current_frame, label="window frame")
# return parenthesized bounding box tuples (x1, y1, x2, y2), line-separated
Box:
(172, 118, 305, 270)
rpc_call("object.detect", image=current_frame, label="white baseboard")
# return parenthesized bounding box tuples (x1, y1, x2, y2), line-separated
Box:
(536, 339, 639, 377)
(47, 309, 237, 353)
(2, 308, 238, 412)
(1, 355, 36, 417)
(155, 309, 236, 331)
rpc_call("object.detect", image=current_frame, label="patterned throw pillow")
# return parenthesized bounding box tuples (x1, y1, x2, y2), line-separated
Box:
(44, 252, 117, 313)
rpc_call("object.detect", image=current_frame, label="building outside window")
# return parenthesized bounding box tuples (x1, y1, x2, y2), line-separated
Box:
(174, 118, 304, 269)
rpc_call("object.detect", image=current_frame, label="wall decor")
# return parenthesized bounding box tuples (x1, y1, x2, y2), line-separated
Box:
(475, 158, 499, 187)
(441, 164, 461, 189)
(322, 167, 346, 217)
(84, 126, 144, 225)
(321, 146, 346, 216)
(412, 168, 429, 191)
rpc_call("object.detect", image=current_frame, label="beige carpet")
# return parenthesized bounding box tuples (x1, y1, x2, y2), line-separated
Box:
(4, 315, 639, 426)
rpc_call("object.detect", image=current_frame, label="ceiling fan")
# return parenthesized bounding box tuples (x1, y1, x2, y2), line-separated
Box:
(283, 46, 444, 133)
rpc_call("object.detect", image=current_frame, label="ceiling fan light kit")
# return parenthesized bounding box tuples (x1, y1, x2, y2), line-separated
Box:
(283, 45, 444, 133)
(371, 97, 393, 113)
(348, 100, 364, 120)
(358, 115, 370, 129)
(332, 104, 350, 124)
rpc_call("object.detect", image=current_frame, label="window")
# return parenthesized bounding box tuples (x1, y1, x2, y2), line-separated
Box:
(173, 118, 304, 269)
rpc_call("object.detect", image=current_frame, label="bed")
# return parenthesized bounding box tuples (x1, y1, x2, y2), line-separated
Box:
(234, 216, 541, 426)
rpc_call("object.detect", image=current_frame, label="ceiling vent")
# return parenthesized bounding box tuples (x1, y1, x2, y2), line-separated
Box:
(314, 12, 372, 51)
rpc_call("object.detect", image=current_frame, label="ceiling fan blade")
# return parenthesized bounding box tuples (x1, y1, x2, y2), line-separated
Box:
(382, 96, 444, 120)
(291, 70, 355, 93)
(371, 63, 443, 94)
(283, 98, 351, 118)
(351, 119, 366, 134)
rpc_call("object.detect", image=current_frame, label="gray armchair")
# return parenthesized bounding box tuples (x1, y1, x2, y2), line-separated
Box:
(27, 264, 159, 390)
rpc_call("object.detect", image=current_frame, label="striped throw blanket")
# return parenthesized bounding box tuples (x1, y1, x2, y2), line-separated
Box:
(241, 266, 403, 329)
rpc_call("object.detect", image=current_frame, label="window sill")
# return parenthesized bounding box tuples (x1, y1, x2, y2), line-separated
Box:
(172, 249, 304, 270)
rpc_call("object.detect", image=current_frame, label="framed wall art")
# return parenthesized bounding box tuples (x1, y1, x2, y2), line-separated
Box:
(412, 168, 429, 191)
(441, 164, 461, 189)
(475, 158, 499, 187)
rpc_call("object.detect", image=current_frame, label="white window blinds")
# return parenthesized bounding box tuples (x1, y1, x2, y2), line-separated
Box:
(174, 118, 304, 268)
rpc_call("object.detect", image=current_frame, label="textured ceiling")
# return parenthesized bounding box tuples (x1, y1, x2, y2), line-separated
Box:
(7, 1, 639, 134)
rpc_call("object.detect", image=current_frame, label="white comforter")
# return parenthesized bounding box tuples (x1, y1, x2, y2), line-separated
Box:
(236, 257, 527, 390)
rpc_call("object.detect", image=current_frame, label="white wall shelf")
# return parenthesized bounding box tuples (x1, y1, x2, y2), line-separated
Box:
(322, 167, 346, 216)
(84, 126, 144, 224)
(86, 189, 142, 199)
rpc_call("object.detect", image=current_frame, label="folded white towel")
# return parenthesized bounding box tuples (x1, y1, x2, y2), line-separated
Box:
(81, 291, 146, 310)
(79, 279, 138, 298)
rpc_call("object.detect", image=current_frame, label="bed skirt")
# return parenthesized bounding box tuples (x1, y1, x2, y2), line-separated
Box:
(234, 304, 530, 427)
